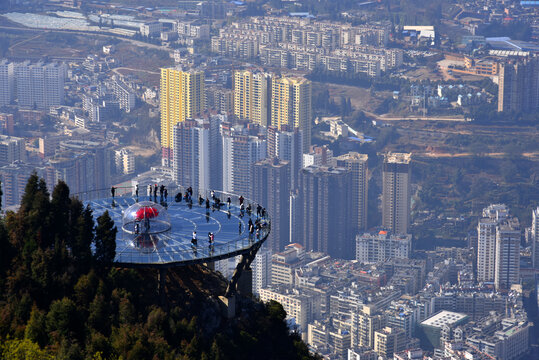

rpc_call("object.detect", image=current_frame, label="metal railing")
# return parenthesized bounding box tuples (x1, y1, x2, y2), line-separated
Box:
(79, 185, 271, 267)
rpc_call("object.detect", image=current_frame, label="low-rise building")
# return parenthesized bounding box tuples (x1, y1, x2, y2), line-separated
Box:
(356, 231, 412, 263)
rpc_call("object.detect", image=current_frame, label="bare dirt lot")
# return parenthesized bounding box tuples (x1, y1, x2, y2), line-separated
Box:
(317, 82, 384, 113)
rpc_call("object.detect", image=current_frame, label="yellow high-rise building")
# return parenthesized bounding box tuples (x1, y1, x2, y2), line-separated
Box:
(160, 68, 205, 165)
(271, 76, 312, 152)
(233, 70, 270, 126)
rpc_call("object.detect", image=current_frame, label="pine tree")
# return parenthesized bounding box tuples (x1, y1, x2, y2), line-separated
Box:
(16, 174, 52, 260)
(0, 220, 10, 279)
(20, 173, 39, 212)
(25, 306, 48, 347)
(94, 211, 117, 267)
(73, 205, 94, 273)
(51, 181, 71, 245)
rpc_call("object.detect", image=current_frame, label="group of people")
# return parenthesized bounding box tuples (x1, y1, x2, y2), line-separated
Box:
(146, 184, 168, 202)
(114, 184, 269, 254)
(111, 185, 170, 203)
(174, 187, 194, 205)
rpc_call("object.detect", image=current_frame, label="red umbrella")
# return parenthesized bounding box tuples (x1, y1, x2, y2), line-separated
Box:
(135, 206, 159, 220)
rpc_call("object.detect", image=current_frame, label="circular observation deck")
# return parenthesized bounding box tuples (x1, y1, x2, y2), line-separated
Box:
(83, 187, 270, 268)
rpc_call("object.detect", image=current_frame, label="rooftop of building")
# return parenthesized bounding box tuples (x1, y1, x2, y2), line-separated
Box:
(384, 152, 411, 164)
(255, 157, 290, 168)
(356, 230, 412, 241)
(421, 310, 468, 328)
(335, 152, 368, 162)
(0, 134, 24, 143)
(301, 164, 349, 175)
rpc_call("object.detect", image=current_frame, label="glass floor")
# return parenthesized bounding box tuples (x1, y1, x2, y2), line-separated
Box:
(86, 194, 270, 267)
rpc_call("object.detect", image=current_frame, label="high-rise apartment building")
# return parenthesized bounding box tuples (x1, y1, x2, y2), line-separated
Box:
(476, 204, 508, 282)
(160, 68, 205, 165)
(206, 86, 234, 114)
(336, 152, 368, 231)
(172, 115, 224, 191)
(271, 76, 312, 152)
(252, 244, 272, 296)
(222, 125, 266, 196)
(532, 207, 539, 269)
(498, 56, 539, 113)
(253, 157, 291, 252)
(0, 162, 47, 207)
(233, 70, 271, 126)
(15, 61, 66, 109)
(299, 165, 353, 259)
(0, 113, 15, 136)
(0, 135, 26, 166)
(476, 204, 521, 290)
(382, 152, 412, 235)
(267, 126, 303, 190)
(46, 139, 112, 198)
(494, 217, 520, 291)
(173, 119, 211, 191)
(0, 60, 14, 106)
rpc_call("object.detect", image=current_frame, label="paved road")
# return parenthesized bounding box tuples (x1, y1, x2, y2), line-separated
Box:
(363, 109, 467, 122)
(112, 67, 160, 75)
(415, 152, 539, 159)
(0, 24, 171, 52)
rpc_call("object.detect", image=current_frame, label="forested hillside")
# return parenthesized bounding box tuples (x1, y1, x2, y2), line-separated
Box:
(0, 175, 315, 360)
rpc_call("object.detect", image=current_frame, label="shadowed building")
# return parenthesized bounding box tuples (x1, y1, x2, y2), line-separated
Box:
(253, 158, 290, 252)
(299, 165, 353, 259)
(336, 152, 368, 231)
(267, 125, 303, 190)
(382, 152, 411, 235)
(498, 56, 539, 113)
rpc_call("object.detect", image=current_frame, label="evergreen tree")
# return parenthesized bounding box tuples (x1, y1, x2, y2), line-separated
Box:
(94, 211, 117, 267)
(50, 181, 71, 245)
(25, 306, 48, 347)
(68, 198, 84, 249)
(0, 220, 10, 280)
(73, 205, 94, 273)
(14, 174, 52, 261)
(20, 173, 39, 212)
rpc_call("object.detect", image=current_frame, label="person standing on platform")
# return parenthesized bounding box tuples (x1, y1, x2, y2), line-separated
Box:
(227, 197, 231, 209)
(135, 184, 139, 199)
(111, 186, 116, 199)
(164, 188, 168, 202)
